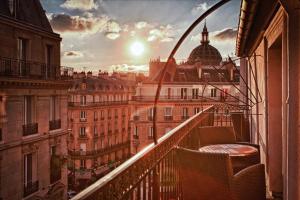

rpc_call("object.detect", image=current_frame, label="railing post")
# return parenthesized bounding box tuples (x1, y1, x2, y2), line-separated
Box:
(153, 165, 160, 200)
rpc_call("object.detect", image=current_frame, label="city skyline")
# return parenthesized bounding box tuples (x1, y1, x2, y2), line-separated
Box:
(41, 0, 241, 74)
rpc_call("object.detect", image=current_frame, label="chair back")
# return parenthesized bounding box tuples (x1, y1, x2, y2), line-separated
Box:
(176, 147, 234, 200)
(198, 126, 236, 147)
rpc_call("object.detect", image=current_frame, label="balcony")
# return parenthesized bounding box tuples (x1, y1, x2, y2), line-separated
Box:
(71, 106, 265, 200)
(0, 57, 59, 80)
(68, 141, 130, 158)
(68, 101, 129, 107)
(49, 119, 61, 131)
(23, 181, 39, 197)
(79, 118, 87, 122)
(132, 95, 239, 102)
(164, 115, 173, 121)
(50, 155, 61, 184)
(23, 123, 38, 136)
(181, 115, 189, 120)
(133, 116, 139, 121)
(78, 134, 88, 139)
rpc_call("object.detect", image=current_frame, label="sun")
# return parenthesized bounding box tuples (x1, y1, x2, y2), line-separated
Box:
(130, 41, 145, 56)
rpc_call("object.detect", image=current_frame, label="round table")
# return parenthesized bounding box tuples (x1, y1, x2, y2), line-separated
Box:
(199, 144, 260, 173)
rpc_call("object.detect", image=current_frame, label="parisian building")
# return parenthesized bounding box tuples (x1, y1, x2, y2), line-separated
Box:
(67, 71, 135, 190)
(0, 0, 68, 199)
(130, 23, 241, 153)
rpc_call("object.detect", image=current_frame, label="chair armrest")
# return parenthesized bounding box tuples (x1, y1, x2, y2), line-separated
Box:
(232, 164, 266, 200)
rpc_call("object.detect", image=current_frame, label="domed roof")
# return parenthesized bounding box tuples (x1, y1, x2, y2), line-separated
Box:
(188, 22, 222, 65)
(188, 44, 222, 65)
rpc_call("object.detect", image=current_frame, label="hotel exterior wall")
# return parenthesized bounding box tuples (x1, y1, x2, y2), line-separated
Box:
(238, 4, 300, 199)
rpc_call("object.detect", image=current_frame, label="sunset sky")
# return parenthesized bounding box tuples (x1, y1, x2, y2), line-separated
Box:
(41, 0, 241, 74)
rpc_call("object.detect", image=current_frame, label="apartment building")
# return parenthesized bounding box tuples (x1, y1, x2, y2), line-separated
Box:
(67, 72, 135, 189)
(0, 0, 68, 199)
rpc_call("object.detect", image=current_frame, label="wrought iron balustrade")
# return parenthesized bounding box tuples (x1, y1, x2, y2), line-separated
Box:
(69, 141, 130, 158)
(23, 123, 38, 136)
(68, 101, 129, 107)
(0, 56, 60, 79)
(49, 119, 61, 130)
(71, 106, 215, 200)
(164, 116, 173, 121)
(132, 95, 239, 102)
(23, 181, 39, 197)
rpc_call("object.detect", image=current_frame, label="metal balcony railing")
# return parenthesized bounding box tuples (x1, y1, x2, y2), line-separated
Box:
(132, 95, 239, 102)
(68, 141, 130, 158)
(23, 123, 38, 136)
(71, 106, 215, 200)
(23, 181, 39, 197)
(0, 57, 60, 80)
(164, 115, 173, 121)
(49, 119, 61, 131)
(68, 101, 129, 107)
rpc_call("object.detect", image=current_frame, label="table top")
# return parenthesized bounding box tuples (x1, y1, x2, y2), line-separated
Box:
(199, 144, 258, 157)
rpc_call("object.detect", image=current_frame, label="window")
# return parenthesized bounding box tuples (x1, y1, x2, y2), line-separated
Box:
(18, 38, 27, 76)
(134, 126, 138, 137)
(94, 126, 97, 136)
(148, 126, 153, 139)
(167, 88, 172, 99)
(108, 109, 111, 118)
(24, 96, 33, 124)
(194, 107, 200, 114)
(211, 88, 217, 97)
(164, 107, 172, 116)
(80, 111, 86, 120)
(114, 109, 118, 118)
(94, 111, 97, 120)
(50, 96, 58, 121)
(45, 45, 52, 78)
(148, 107, 154, 120)
(79, 127, 86, 137)
(80, 95, 86, 105)
(80, 160, 86, 169)
(24, 153, 33, 186)
(182, 107, 189, 118)
(80, 143, 86, 152)
(8, 0, 15, 15)
(181, 88, 187, 99)
(100, 110, 104, 119)
(192, 88, 199, 99)
(50, 146, 56, 156)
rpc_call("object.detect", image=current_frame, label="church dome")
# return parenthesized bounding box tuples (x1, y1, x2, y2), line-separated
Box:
(188, 22, 222, 65)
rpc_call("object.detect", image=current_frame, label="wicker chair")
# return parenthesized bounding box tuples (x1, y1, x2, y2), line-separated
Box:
(176, 147, 266, 200)
(198, 126, 236, 147)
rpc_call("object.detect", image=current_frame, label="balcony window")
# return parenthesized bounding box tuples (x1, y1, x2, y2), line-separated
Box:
(194, 107, 200, 114)
(211, 88, 217, 97)
(50, 146, 61, 183)
(148, 126, 153, 139)
(148, 107, 154, 121)
(79, 127, 86, 137)
(108, 109, 111, 119)
(164, 107, 173, 120)
(180, 88, 188, 99)
(45, 45, 53, 79)
(192, 88, 199, 99)
(80, 111, 87, 121)
(24, 153, 38, 197)
(80, 95, 86, 105)
(23, 96, 38, 136)
(115, 109, 118, 119)
(18, 38, 27, 76)
(80, 159, 86, 169)
(94, 111, 98, 121)
(182, 107, 189, 119)
(94, 126, 98, 136)
(100, 110, 105, 120)
(167, 88, 172, 99)
(133, 126, 139, 139)
(49, 96, 61, 130)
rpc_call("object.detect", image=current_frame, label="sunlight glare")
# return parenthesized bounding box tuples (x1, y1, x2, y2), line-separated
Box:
(130, 41, 145, 56)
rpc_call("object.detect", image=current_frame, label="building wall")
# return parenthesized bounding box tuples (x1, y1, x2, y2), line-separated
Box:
(0, 6, 67, 200)
(68, 82, 133, 188)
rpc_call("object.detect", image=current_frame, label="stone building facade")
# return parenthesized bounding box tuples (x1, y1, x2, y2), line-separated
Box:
(67, 72, 134, 189)
(0, 0, 68, 199)
(237, 1, 300, 199)
(131, 24, 241, 153)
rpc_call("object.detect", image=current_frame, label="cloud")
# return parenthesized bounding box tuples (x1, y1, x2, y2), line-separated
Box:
(63, 51, 84, 57)
(192, 2, 208, 15)
(108, 64, 148, 73)
(147, 24, 175, 42)
(135, 21, 148, 29)
(213, 28, 237, 41)
(49, 14, 122, 39)
(60, 0, 98, 10)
